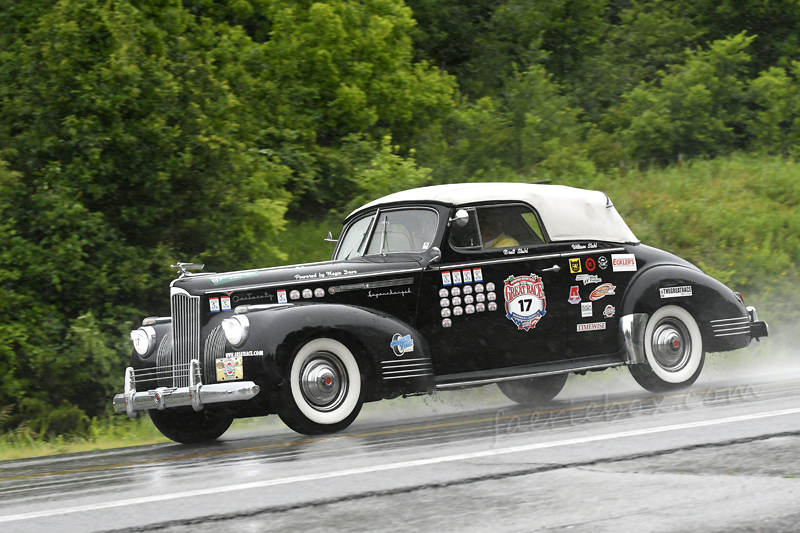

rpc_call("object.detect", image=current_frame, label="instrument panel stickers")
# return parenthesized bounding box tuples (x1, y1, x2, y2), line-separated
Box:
(290, 290, 300, 300)
(277, 289, 288, 304)
(442, 271, 452, 286)
(314, 288, 325, 298)
(581, 302, 592, 317)
(473, 268, 484, 282)
(660, 286, 693, 298)
(302, 288, 313, 299)
(452, 270, 463, 285)
(568, 286, 581, 304)
(390, 333, 414, 356)
(209, 297, 221, 313)
(589, 283, 616, 301)
(611, 254, 637, 272)
(220, 296, 231, 311)
(504, 274, 546, 331)
(462, 269, 473, 283)
(577, 322, 606, 332)
(569, 258, 582, 274)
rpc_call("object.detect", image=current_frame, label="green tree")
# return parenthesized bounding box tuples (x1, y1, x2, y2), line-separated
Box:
(605, 33, 754, 163)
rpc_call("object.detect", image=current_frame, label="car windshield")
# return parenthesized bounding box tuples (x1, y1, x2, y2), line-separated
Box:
(335, 208, 439, 260)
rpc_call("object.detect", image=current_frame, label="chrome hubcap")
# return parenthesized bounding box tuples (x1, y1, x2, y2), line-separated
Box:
(651, 318, 692, 371)
(300, 352, 348, 412)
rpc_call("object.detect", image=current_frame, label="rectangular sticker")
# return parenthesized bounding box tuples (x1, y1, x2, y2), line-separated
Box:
(209, 297, 220, 313)
(462, 269, 473, 284)
(577, 322, 606, 332)
(277, 289, 288, 304)
(216, 357, 243, 381)
(473, 268, 484, 282)
(452, 270, 463, 285)
(220, 296, 231, 311)
(442, 271, 452, 286)
(611, 254, 637, 272)
(660, 286, 693, 298)
(581, 302, 592, 317)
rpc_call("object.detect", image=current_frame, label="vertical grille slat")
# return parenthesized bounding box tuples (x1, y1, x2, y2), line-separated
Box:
(171, 291, 201, 387)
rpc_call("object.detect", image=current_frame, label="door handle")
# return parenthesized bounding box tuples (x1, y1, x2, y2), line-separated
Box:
(541, 265, 561, 273)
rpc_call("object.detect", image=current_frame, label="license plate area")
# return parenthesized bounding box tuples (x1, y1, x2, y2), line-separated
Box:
(216, 357, 243, 381)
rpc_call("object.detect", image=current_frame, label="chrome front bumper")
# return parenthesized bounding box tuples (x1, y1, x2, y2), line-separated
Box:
(112, 359, 260, 418)
(747, 305, 769, 340)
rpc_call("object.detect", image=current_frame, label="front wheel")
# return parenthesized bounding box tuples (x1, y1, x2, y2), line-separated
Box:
(629, 305, 705, 393)
(497, 373, 568, 405)
(275, 338, 363, 435)
(149, 408, 233, 444)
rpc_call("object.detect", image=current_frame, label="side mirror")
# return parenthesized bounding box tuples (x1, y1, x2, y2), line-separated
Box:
(424, 247, 442, 269)
(324, 231, 338, 244)
(449, 209, 469, 228)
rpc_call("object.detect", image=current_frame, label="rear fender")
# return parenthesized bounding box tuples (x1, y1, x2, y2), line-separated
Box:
(621, 265, 749, 353)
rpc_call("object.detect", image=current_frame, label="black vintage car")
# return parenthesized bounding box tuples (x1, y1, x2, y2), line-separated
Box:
(113, 183, 769, 442)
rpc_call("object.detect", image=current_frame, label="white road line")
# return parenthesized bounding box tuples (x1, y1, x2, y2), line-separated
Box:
(2, 406, 800, 524)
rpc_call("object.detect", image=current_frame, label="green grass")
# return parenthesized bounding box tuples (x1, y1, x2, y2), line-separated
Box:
(0, 415, 168, 461)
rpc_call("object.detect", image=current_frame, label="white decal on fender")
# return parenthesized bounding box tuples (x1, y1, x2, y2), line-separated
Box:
(660, 286, 693, 298)
(611, 254, 637, 272)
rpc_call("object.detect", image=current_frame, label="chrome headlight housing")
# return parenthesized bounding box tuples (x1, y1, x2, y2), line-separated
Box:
(221, 315, 250, 348)
(130, 326, 157, 357)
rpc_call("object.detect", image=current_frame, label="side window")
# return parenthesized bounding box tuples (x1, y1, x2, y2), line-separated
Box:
(449, 204, 546, 251)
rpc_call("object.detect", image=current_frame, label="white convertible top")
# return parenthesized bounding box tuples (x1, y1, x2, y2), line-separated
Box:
(348, 182, 639, 244)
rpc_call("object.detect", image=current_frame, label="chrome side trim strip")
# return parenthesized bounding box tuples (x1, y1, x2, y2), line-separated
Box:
(380, 358, 428, 364)
(204, 268, 422, 295)
(330, 277, 415, 294)
(713, 326, 750, 333)
(715, 331, 751, 337)
(435, 247, 627, 271)
(381, 363, 432, 370)
(383, 373, 433, 380)
(620, 313, 648, 365)
(563, 247, 627, 257)
(710, 317, 750, 323)
(383, 368, 433, 375)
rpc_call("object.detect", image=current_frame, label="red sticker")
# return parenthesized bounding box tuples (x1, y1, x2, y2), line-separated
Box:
(585, 258, 596, 271)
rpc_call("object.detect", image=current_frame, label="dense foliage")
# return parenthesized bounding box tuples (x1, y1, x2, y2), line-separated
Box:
(1, 0, 799, 438)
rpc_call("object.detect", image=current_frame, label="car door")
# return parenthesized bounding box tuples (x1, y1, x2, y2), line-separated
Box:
(417, 203, 568, 376)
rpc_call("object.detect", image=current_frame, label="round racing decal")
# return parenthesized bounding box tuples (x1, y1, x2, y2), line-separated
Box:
(504, 274, 546, 330)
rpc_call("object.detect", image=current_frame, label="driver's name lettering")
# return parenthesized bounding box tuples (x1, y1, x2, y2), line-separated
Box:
(504, 274, 546, 331)
(577, 322, 606, 332)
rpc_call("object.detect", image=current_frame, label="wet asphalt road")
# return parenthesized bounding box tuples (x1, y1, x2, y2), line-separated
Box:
(2, 358, 800, 533)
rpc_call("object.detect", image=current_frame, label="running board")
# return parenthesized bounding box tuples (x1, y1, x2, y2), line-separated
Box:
(434, 354, 625, 390)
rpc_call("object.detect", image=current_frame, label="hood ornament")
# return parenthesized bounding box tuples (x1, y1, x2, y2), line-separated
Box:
(171, 262, 205, 277)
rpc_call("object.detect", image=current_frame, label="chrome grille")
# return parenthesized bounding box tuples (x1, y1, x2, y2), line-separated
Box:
(203, 325, 227, 384)
(171, 291, 201, 387)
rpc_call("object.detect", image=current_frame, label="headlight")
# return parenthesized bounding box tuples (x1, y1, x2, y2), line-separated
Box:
(130, 326, 157, 356)
(221, 315, 250, 347)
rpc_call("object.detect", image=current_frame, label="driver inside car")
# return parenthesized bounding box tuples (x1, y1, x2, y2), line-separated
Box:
(480, 211, 519, 249)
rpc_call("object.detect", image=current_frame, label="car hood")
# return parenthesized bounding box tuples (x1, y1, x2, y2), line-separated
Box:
(171, 256, 423, 296)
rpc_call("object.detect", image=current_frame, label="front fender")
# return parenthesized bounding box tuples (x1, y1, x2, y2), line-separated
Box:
(229, 303, 434, 399)
(621, 264, 750, 353)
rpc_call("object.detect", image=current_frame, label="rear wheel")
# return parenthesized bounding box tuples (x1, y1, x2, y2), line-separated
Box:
(275, 338, 363, 435)
(629, 305, 705, 393)
(149, 408, 233, 444)
(497, 373, 568, 405)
